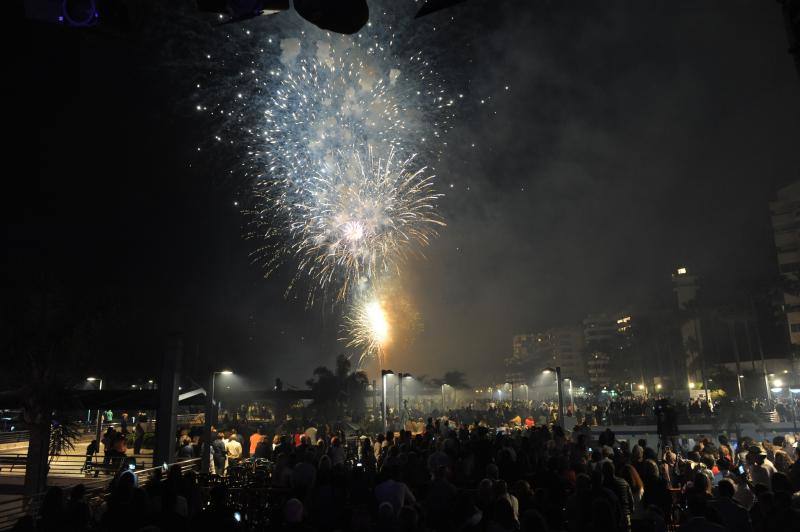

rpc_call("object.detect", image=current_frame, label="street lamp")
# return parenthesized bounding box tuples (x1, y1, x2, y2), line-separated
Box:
(543, 367, 565, 427)
(382, 370, 394, 432)
(203, 369, 233, 473)
(564, 378, 574, 412)
(397, 373, 412, 428)
(87, 377, 103, 447)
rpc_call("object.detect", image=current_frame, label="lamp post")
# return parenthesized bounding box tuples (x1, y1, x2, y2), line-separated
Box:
(382, 370, 394, 432)
(564, 378, 574, 412)
(87, 377, 103, 448)
(202, 370, 232, 473)
(544, 367, 565, 427)
(398, 373, 412, 428)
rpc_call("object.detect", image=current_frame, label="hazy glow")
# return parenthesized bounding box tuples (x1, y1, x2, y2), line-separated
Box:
(345, 295, 391, 366)
(366, 300, 390, 344)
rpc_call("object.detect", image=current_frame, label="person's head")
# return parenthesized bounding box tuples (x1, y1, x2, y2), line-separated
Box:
(491, 498, 516, 529)
(601, 460, 616, 480)
(693, 471, 711, 494)
(748, 446, 767, 465)
(717, 478, 736, 499)
(493, 479, 509, 497)
(318, 454, 331, 472)
(520, 509, 547, 532)
(478, 478, 494, 500)
(620, 464, 643, 491)
(642, 459, 660, 481)
(631, 444, 644, 462)
(771, 471, 792, 495)
(41, 487, 64, 516)
(686, 492, 708, 518)
(397, 506, 419, 532)
(773, 449, 793, 472)
(284, 498, 303, 524)
(70, 484, 86, 502)
(590, 497, 615, 529)
(664, 449, 677, 465)
(486, 463, 499, 481)
(377, 502, 395, 525)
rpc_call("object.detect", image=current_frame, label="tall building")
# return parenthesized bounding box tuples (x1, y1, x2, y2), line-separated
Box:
(672, 267, 705, 397)
(582, 313, 624, 388)
(506, 327, 586, 383)
(770, 181, 800, 347)
(586, 351, 611, 388)
(583, 314, 618, 345)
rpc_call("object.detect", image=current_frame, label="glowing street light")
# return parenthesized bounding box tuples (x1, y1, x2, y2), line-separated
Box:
(86, 377, 103, 446)
(382, 370, 394, 431)
(203, 369, 234, 473)
(398, 373, 412, 424)
(543, 367, 565, 427)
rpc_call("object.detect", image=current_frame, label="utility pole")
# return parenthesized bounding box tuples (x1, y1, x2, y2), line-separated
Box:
(728, 320, 743, 400)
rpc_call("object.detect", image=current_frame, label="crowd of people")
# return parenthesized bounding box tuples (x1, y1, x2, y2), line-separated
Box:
(14, 415, 800, 532)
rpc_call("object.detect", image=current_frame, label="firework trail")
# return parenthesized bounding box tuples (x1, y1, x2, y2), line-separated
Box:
(342, 279, 422, 369)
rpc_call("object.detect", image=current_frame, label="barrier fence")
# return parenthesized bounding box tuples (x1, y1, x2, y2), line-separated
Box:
(0, 458, 200, 531)
(0, 432, 29, 446)
(0, 453, 154, 478)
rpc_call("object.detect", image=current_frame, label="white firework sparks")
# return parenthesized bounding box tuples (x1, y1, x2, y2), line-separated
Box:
(225, 24, 454, 305)
(344, 295, 391, 368)
(254, 145, 444, 304)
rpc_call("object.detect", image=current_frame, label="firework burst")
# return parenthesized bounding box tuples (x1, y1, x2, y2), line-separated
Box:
(343, 279, 421, 369)
(253, 145, 444, 304)
(199, 20, 457, 305)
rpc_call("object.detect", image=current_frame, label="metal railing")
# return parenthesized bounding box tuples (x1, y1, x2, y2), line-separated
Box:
(0, 457, 200, 531)
(0, 431, 29, 446)
(0, 453, 154, 477)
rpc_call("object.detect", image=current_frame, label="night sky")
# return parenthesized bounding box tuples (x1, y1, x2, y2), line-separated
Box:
(4, 1, 799, 388)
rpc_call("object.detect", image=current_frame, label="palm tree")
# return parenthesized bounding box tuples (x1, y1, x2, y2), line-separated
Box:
(433, 370, 470, 390)
(3, 279, 93, 496)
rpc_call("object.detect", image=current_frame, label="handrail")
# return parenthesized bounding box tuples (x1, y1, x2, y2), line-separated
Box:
(0, 431, 29, 445)
(0, 458, 200, 531)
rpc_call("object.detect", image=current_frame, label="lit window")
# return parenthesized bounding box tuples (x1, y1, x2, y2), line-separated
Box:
(677, 267, 687, 275)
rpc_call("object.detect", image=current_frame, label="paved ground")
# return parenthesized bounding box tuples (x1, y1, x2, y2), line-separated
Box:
(0, 436, 153, 485)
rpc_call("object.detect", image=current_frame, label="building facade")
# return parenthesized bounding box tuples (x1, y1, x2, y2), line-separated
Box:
(507, 328, 586, 384)
(770, 181, 800, 347)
